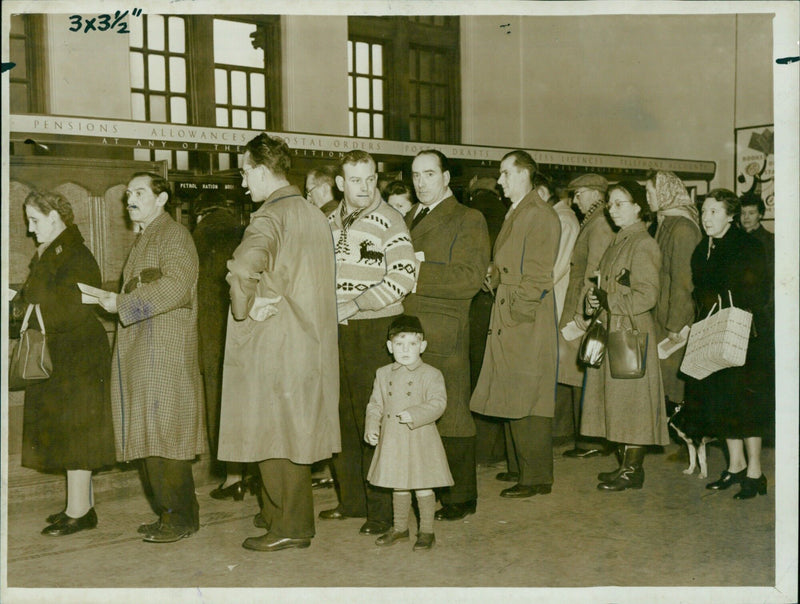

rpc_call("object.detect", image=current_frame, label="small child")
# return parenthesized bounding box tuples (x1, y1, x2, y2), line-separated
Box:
(364, 315, 453, 551)
(385, 180, 415, 217)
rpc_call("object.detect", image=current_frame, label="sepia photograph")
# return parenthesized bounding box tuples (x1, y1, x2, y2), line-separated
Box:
(2, 1, 798, 602)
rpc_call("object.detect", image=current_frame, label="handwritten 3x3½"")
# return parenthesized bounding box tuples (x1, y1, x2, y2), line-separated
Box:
(68, 10, 142, 34)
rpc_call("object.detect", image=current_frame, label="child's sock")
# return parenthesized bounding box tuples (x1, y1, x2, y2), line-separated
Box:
(392, 490, 412, 532)
(416, 490, 435, 534)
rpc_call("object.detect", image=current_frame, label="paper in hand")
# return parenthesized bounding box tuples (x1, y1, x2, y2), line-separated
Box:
(561, 320, 586, 342)
(78, 282, 108, 305)
(657, 325, 690, 359)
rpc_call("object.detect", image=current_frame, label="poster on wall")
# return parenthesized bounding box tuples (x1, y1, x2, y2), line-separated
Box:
(735, 124, 774, 220)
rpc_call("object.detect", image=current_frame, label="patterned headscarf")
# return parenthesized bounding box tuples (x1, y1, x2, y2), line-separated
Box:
(649, 171, 700, 229)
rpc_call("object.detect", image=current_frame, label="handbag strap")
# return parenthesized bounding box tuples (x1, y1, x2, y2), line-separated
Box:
(19, 304, 46, 334)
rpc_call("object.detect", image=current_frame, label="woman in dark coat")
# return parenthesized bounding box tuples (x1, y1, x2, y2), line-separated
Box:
(689, 189, 770, 500)
(582, 181, 669, 491)
(18, 191, 116, 535)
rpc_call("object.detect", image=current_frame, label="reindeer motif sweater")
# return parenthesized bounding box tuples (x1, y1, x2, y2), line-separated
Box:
(329, 197, 418, 321)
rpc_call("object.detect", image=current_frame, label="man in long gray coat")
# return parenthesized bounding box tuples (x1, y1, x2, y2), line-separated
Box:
(218, 134, 339, 552)
(100, 172, 205, 543)
(405, 149, 489, 520)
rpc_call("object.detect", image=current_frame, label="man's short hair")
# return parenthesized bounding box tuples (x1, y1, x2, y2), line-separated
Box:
(308, 165, 337, 188)
(130, 171, 171, 205)
(739, 193, 766, 216)
(340, 149, 376, 172)
(531, 170, 552, 193)
(385, 180, 413, 199)
(245, 133, 291, 178)
(501, 150, 539, 185)
(414, 149, 449, 174)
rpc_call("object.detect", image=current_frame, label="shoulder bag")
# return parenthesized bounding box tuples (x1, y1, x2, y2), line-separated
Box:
(8, 304, 53, 390)
(607, 296, 648, 379)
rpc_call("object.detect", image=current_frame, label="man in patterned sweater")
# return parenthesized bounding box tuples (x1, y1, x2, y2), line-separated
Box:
(318, 150, 418, 536)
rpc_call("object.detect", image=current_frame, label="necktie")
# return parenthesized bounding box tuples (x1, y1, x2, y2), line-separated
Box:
(411, 206, 430, 229)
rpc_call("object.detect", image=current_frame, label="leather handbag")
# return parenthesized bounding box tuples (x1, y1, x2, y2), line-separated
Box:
(607, 297, 648, 379)
(8, 304, 53, 390)
(578, 307, 607, 368)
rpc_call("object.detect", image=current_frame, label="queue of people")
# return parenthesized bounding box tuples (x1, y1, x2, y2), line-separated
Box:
(12, 134, 774, 551)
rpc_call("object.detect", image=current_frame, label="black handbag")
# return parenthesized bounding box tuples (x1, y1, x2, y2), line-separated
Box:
(578, 307, 607, 368)
(8, 304, 53, 390)
(607, 297, 648, 379)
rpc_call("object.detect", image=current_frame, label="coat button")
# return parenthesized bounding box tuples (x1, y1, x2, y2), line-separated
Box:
(408, 381, 412, 385)
(497, 329, 502, 335)
(407, 392, 411, 396)
(388, 392, 392, 396)
(500, 298, 505, 304)
(389, 381, 392, 385)
(503, 267, 509, 273)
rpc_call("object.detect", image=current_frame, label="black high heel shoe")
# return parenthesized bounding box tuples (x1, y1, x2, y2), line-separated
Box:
(210, 481, 246, 501)
(705, 469, 746, 490)
(42, 508, 98, 536)
(733, 474, 767, 500)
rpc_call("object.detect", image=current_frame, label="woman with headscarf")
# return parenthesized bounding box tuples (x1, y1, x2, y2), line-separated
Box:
(645, 171, 702, 407)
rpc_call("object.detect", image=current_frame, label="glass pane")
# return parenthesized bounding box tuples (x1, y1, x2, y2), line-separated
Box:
(129, 14, 143, 48)
(348, 76, 353, 108)
(11, 14, 25, 35)
(133, 149, 151, 162)
(250, 72, 265, 108)
(175, 150, 189, 170)
(216, 108, 229, 127)
(349, 111, 354, 136)
(356, 112, 370, 137)
(154, 149, 172, 167)
(170, 57, 186, 92)
(356, 77, 370, 109)
(131, 92, 146, 120)
(215, 69, 228, 104)
(232, 109, 248, 128)
(372, 45, 383, 76)
(251, 111, 266, 130)
(419, 51, 432, 81)
(168, 17, 185, 53)
(347, 41, 353, 72)
(230, 71, 247, 106)
(170, 96, 187, 123)
(10, 83, 28, 114)
(409, 49, 417, 79)
(434, 16, 445, 27)
(218, 153, 231, 171)
(213, 19, 264, 68)
(355, 42, 369, 74)
(409, 120, 418, 141)
(420, 119, 432, 142)
(434, 87, 446, 116)
(373, 114, 384, 138)
(372, 79, 383, 111)
(419, 85, 432, 115)
(11, 38, 27, 77)
(434, 53, 447, 82)
(130, 52, 144, 88)
(410, 85, 418, 112)
(148, 54, 166, 91)
(149, 95, 166, 122)
(147, 15, 165, 51)
(435, 120, 446, 142)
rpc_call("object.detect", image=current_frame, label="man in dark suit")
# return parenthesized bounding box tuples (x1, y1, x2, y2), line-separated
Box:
(404, 150, 490, 520)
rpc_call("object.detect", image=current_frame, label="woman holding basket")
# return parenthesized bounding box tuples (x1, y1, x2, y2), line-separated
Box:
(16, 191, 116, 534)
(689, 189, 770, 499)
(581, 181, 669, 491)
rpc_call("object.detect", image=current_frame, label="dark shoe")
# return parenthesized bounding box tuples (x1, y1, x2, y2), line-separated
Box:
(359, 520, 391, 535)
(434, 500, 476, 521)
(413, 532, 435, 551)
(311, 477, 335, 489)
(137, 519, 161, 534)
(142, 523, 194, 543)
(375, 529, 410, 546)
(500, 484, 551, 498)
(706, 469, 746, 490)
(253, 513, 269, 529)
(597, 445, 632, 482)
(733, 475, 767, 500)
(597, 446, 645, 491)
(41, 508, 98, 536)
(210, 481, 246, 501)
(318, 507, 349, 520)
(495, 471, 519, 482)
(563, 447, 610, 459)
(46, 511, 67, 524)
(242, 533, 311, 552)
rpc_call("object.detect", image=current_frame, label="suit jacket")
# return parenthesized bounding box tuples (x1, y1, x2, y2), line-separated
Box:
(470, 190, 561, 419)
(403, 195, 489, 437)
(111, 212, 205, 461)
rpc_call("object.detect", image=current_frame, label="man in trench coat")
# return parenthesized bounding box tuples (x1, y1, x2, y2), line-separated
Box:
(404, 149, 489, 520)
(100, 172, 205, 543)
(217, 134, 339, 552)
(470, 150, 561, 499)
